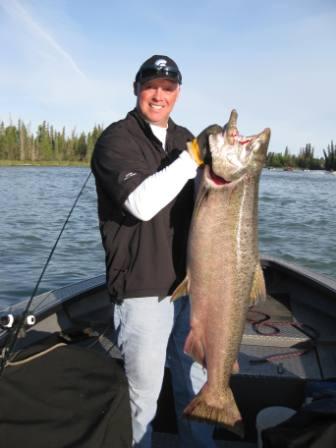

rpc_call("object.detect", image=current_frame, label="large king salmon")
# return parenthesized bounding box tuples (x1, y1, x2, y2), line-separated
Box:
(174, 110, 270, 437)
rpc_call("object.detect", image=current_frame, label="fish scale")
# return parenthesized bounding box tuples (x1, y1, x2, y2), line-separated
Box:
(174, 110, 271, 437)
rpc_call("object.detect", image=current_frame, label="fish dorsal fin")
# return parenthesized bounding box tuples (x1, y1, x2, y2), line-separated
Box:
(249, 262, 267, 305)
(171, 275, 189, 301)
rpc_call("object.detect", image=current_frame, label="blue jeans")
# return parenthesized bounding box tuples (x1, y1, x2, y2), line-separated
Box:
(113, 295, 215, 448)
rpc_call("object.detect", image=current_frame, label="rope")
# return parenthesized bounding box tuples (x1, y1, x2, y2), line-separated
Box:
(4, 343, 67, 367)
(247, 307, 319, 365)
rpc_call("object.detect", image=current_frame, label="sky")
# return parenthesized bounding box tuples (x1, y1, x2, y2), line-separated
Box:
(0, 0, 335, 157)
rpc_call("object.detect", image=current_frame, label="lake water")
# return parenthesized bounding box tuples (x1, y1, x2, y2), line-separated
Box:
(1, 167, 335, 308)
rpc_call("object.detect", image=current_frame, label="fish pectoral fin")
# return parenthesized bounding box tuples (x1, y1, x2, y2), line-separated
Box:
(184, 329, 206, 368)
(249, 262, 267, 305)
(171, 276, 189, 301)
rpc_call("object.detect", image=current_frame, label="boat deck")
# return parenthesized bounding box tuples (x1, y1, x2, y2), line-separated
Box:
(152, 433, 256, 447)
(1, 257, 336, 446)
(5, 287, 336, 444)
(91, 290, 335, 444)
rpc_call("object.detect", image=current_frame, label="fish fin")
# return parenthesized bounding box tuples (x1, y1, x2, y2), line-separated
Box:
(249, 262, 267, 305)
(184, 384, 244, 438)
(232, 359, 239, 375)
(171, 276, 189, 301)
(184, 330, 206, 368)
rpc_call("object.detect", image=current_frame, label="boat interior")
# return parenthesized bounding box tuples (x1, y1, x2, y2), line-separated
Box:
(1, 256, 336, 447)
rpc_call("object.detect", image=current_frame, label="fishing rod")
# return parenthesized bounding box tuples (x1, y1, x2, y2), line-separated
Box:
(0, 170, 92, 375)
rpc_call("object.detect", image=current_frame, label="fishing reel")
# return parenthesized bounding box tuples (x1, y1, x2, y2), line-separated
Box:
(0, 313, 37, 374)
(0, 314, 36, 330)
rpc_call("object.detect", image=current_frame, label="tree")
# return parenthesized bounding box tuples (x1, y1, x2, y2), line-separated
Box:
(5, 124, 19, 160)
(0, 121, 6, 159)
(297, 143, 313, 169)
(323, 140, 336, 171)
(18, 119, 29, 161)
(36, 121, 53, 160)
(75, 132, 88, 161)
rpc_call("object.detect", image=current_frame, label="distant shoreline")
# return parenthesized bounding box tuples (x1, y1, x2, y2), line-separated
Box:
(1, 160, 334, 172)
(0, 160, 89, 167)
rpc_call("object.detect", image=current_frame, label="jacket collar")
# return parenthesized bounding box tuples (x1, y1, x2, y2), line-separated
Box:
(129, 108, 176, 142)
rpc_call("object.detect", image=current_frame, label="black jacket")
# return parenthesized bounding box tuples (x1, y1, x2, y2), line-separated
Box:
(91, 108, 194, 302)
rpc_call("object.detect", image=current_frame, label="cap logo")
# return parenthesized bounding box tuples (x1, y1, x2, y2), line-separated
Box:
(154, 59, 168, 67)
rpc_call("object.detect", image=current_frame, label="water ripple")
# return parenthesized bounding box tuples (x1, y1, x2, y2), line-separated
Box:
(0, 167, 335, 307)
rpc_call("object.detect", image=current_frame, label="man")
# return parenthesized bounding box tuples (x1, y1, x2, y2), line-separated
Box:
(91, 55, 215, 447)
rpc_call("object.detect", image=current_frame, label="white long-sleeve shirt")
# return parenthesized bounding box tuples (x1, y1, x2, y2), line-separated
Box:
(124, 124, 198, 221)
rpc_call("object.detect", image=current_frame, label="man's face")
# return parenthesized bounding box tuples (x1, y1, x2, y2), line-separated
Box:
(135, 78, 180, 127)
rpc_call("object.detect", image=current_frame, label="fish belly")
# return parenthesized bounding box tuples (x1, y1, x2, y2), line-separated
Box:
(184, 186, 258, 437)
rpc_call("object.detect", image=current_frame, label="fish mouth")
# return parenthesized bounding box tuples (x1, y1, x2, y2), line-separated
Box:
(208, 167, 231, 185)
(205, 165, 240, 188)
(203, 109, 271, 188)
(205, 133, 261, 188)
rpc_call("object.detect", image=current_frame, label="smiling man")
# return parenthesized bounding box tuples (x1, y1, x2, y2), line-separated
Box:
(91, 55, 215, 447)
(135, 72, 180, 127)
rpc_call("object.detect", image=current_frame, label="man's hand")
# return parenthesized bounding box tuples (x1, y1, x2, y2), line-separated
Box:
(186, 139, 204, 166)
(187, 124, 223, 166)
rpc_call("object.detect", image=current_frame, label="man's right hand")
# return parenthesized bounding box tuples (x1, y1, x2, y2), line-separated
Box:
(187, 124, 223, 166)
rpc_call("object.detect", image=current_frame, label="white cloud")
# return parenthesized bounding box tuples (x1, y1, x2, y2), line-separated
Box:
(0, 0, 134, 132)
(0, 0, 86, 79)
(0, 0, 335, 157)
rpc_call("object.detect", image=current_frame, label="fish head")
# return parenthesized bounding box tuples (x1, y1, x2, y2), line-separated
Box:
(204, 110, 271, 188)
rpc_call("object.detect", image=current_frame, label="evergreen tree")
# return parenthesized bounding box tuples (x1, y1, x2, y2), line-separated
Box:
(5, 124, 19, 160)
(18, 119, 28, 161)
(323, 140, 336, 171)
(75, 132, 88, 161)
(266, 151, 285, 168)
(0, 121, 6, 159)
(2, 119, 331, 169)
(36, 121, 53, 160)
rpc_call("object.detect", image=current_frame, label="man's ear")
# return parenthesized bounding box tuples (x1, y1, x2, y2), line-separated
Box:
(133, 81, 139, 96)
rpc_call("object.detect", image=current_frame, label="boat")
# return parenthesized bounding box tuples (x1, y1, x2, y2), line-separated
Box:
(1, 255, 336, 447)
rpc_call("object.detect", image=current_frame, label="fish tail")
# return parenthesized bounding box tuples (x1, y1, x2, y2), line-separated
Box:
(184, 385, 244, 438)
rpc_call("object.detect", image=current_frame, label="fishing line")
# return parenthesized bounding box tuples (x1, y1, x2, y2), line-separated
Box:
(0, 170, 92, 375)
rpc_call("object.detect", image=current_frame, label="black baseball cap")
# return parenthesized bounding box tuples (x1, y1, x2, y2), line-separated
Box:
(135, 55, 182, 85)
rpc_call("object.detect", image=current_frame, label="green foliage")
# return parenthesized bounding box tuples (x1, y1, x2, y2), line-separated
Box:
(266, 152, 284, 167)
(297, 143, 315, 169)
(266, 144, 324, 170)
(323, 140, 336, 171)
(0, 120, 333, 172)
(0, 120, 103, 163)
